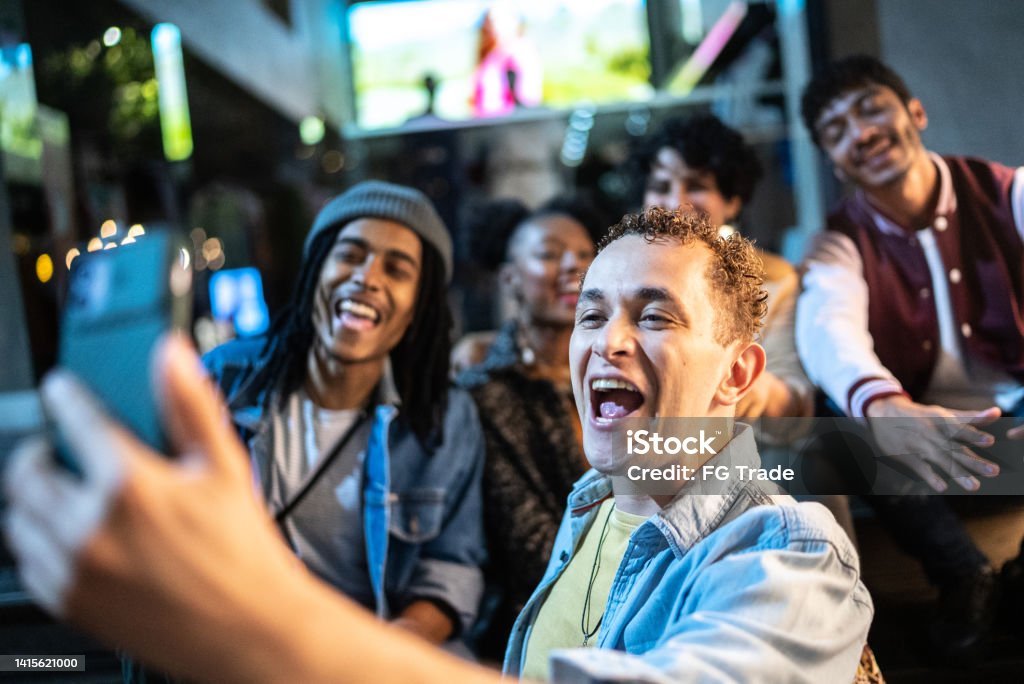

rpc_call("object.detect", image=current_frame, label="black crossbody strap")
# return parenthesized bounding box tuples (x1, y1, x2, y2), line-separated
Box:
(273, 415, 365, 527)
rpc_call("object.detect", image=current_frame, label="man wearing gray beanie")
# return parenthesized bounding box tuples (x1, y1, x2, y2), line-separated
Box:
(176, 181, 483, 654)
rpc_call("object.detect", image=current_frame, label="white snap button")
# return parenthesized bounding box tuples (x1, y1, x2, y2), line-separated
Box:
(949, 268, 962, 284)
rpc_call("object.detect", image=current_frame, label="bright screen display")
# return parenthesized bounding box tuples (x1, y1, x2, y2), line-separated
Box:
(209, 267, 270, 337)
(347, 0, 652, 130)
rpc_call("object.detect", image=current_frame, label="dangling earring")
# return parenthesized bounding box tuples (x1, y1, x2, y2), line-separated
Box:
(515, 317, 536, 366)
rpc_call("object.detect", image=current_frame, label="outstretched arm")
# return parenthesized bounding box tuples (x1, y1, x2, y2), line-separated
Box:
(3, 335, 500, 684)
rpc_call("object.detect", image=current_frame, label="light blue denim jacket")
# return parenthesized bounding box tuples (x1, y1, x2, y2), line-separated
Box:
(203, 338, 486, 634)
(504, 425, 873, 683)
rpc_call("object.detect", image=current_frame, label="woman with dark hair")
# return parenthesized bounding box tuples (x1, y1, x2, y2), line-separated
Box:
(200, 181, 486, 645)
(455, 196, 598, 659)
(452, 195, 606, 374)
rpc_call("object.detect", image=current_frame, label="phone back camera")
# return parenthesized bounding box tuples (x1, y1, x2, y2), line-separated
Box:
(68, 256, 113, 317)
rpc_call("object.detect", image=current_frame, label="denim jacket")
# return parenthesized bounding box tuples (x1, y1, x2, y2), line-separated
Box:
(504, 425, 873, 683)
(203, 338, 486, 634)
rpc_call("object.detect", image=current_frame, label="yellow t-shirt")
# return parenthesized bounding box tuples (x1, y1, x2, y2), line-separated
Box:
(521, 499, 648, 682)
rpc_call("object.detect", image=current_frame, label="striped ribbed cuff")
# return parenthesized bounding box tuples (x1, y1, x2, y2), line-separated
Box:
(847, 376, 908, 418)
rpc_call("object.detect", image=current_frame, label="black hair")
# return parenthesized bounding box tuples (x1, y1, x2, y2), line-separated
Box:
(800, 54, 914, 145)
(633, 113, 763, 207)
(388, 236, 452, 445)
(462, 194, 606, 272)
(533, 193, 611, 247)
(462, 198, 530, 271)
(258, 223, 451, 447)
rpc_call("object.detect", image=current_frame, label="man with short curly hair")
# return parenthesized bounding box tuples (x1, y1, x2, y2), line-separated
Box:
(505, 206, 871, 682)
(598, 204, 768, 345)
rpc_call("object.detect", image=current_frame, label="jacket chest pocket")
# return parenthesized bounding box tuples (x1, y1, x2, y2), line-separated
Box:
(389, 488, 445, 543)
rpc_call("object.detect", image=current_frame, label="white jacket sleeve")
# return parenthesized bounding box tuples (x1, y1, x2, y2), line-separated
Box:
(1013, 167, 1024, 239)
(796, 231, 904, 417)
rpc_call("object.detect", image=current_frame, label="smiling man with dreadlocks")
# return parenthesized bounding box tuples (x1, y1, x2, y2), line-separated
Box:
(202, 181, 486, 645)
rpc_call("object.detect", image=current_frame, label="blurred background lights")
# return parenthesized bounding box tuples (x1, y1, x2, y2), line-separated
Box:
(86, 237, 103, 252)
(299, 116, 325, 145)
(100, 219, 117, 238)
(65, 248, 80, 269)
(201, 237, 222, 261)
(11, 234, 30, 256)
(321, 150, 344, 174)
(121, 224, 144, 245)
(151, 23, 193, 161)
(103, 26, 122, 47)
(201, 237, 226, 271)
(14, 43, 31, 68)
(35, 254, 53, 283)
(103, 242, 118, 250)
(210, 268, 269, 336)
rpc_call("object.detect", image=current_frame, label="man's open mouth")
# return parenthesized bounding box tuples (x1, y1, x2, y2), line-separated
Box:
(590, 378, 645, 422)
(336, 298, 382, 331)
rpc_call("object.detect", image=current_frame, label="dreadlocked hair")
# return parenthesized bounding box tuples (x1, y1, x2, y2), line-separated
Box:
(390, 237, 452, 447)
(257, 225, 452, 448)
(257, 227, 337, 411)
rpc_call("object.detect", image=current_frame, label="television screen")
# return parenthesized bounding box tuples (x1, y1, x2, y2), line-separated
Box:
(347, 0, 652, 131)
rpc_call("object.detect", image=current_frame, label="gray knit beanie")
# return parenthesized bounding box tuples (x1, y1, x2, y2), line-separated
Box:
(305, 180, 453, 282)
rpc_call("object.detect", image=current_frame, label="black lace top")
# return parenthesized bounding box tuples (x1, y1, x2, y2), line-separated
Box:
(458, 321, 587, 659)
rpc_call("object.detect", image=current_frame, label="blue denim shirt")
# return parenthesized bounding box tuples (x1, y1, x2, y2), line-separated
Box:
(203, 338, 486, 634)
(504, 425, 873, 683)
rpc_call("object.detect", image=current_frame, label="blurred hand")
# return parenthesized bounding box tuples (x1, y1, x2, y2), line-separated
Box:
(4, 335, 503, 684)
(2, 335, 304, 682)
(864, 395, 1001, 492)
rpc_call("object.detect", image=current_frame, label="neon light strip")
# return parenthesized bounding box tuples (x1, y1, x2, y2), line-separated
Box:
(152, 23, 193, 161)
(670, 1, 748, 95)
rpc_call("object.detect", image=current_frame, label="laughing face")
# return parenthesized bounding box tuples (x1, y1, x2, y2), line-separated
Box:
(311, 218, 422, 365)
(504, 213, 595, 326)
(814, 84, 929, 189)
(570, 235, 755, 474)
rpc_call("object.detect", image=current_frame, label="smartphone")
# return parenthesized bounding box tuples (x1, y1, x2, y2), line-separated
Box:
(54, 230, 193, 475)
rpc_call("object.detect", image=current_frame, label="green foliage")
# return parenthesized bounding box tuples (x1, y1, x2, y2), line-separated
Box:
(38, 26, 160, 156)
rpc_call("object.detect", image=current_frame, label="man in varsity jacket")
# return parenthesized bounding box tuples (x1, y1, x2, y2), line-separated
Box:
(796, 54, 1024, 660)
